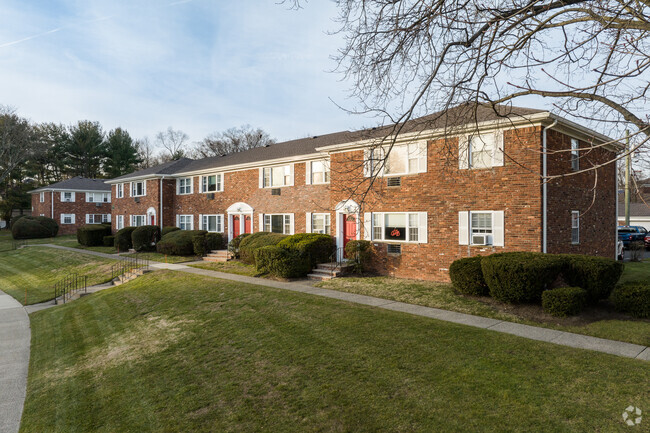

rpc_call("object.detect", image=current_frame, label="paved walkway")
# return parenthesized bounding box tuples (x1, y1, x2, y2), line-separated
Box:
(0, 290, 30, 433)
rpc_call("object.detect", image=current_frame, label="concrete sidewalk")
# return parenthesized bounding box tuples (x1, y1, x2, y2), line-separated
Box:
(0, 290, 30, 433)
(151, 262, 650, 361)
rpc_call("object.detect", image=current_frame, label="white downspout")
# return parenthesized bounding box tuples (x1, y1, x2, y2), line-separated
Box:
(51, 191, 54, 218)
(542, 119, 558, 254)
(160, 177, 165, 229)
(615, 163, 619, 260)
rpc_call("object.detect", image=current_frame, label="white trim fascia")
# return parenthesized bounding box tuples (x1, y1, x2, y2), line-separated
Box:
(174, 153, 326, 178)
(544, 114, 622, 151)
(105, 174, 161, 184)
(29, 187, 111, 194)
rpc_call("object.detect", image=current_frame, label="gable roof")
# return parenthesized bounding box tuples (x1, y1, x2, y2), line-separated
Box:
(29, 176, 112, 193)
(618, 192, 650, 218)
(105, 103, 570, 182)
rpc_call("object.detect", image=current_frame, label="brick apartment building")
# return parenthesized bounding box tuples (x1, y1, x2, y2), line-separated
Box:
(30, 177, 112, 235)
(106, 104, 619, 281)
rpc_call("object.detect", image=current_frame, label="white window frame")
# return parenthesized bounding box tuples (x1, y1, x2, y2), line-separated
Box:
(307, 161, 330, 185)
(458, 210, 505, 247)
(61, 214, 75, 224)
(364, 142, 427, 177)
(368, 212, 426, 243)
(459, 131, 505, 170)
(86, 192, 111, 203)
(116, 215, 125, 230)
(200, 174, 224, 193)
(177, 215, 194, 231)
(61, 191, 75, 202)
(200, 214, 224, 233)
(39, 192, 44, 203)
(177, 177, 193, 195)
(130, 215, 146, 227)
(131, 181, 146, 197)
(470, 211, 493, 245)
(117, 183, 124, 199)
(261, 164, 294, 188)
(571, 138, 580, 171)
(262, 214, 294, 234)
(571, 211, 580, 244)
(310, 213, 331, 234)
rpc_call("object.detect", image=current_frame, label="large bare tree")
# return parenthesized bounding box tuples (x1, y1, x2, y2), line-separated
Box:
(0, 106, 41, 184)
(193, 125, 276, 158)
(156, 127, 189, 161)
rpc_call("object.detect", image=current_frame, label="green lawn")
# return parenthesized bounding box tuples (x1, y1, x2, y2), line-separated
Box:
(22, 271, 648, 432)
(0, 233, 117, 254)
(121, 252, 200, 263)
(619, 259, 650, 283)
(189, 260, 259, 276)
(0, 247, 116, 304)
(318, 273, 650, 346)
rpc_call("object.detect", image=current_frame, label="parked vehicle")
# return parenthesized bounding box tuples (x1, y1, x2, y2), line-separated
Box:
(618, 226, 648, 248)
(645, 233, 650, 251)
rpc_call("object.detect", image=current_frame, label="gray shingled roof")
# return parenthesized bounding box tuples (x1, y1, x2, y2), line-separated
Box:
(618, 193, 650, 217)
(30, 176, 112, 193)
(111, 103, 547, 181)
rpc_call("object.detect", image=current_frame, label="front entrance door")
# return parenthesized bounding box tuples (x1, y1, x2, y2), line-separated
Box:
(244, 215, 252, 234)
(343, 214, 357, 253)
(149, 214, 155, 226)
(233, 215, 241, 237)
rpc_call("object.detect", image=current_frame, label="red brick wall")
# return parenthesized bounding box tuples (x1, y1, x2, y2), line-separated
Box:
(31, 191, 111, 235)
(329, 126, 545, 281)
(545, 130, 617, 258)
(111, 179, 165, 232)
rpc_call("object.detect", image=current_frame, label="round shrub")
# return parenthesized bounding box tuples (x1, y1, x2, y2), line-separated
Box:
(162, 226, 180, 237)
(277, 233, 335, 267)
(156, 230, 206, 256)
(449, 256, 489, 296)
(103, 235, 115, 247)
(561, 255, 624, 303)
(481, 252, 565, 304)
(239, 232, 288, 264)
(131, 225, 161, 252)
(228, 233, 250, 258)
(192, 232, 207, 256)
(254, 245, 311, 278)
(77, 224, 111, 246)
(206, 233, 225, 251)
(541, 287, 587, 317)
(344, 240, 374, 273)
(610, 282, 650, 318)
(114, 227, 137, 252)
(11, 216, 58, 239)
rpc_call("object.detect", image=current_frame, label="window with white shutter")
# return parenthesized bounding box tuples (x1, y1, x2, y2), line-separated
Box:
(368, 212, 427, 243)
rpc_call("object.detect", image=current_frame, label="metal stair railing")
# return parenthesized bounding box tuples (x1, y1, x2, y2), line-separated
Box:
(53, 273, 87, 305)
(111, 253, 150, 281)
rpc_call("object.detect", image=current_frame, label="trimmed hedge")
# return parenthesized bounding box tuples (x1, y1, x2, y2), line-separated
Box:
(162, 226, 180, 237)
(77, 224, 111, 246)
(228, 233, 250, 258)
(132, 225, 161, 252)
(114, 227, 137, 252)
(277, 233, 335, 267)
(449, 256, 489, 296)
(206, 233, 225, 251)
(481, 252, 565, 303)
(156, 230, 206, 256)
(103, 235, 115, 247)
(542, 287, 587, 317)
(254, 245, 311, 278)
(344, 240, 374, 273)
(11, 216, 59, 239)
(561, 255, 623, 303)
(610, 282, 650, 318)
(239, 232, 287, 264)
(192, 233, 207, 256)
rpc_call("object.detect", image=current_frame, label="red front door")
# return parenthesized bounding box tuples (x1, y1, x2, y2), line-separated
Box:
(150, 214, 155, 226)
(343, 214, 357, 251)
(233, 215, 241, 237)
(244, 215, 252, 234)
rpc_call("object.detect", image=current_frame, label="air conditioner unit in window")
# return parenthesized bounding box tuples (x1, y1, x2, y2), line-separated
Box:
(472, 234, 489, 246)
(64, 199, 71, 202)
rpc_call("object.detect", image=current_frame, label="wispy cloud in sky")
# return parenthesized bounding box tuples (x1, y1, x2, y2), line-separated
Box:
(0, 0, 371, 143)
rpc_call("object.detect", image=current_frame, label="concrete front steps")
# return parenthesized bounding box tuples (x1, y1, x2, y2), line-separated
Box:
(112, 267, 152, 286)
(308, 262, 351, 281)
(203, 250, 231, 263)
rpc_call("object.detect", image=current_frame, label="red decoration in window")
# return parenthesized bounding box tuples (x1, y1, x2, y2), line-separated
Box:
(390, 228, 401, 237)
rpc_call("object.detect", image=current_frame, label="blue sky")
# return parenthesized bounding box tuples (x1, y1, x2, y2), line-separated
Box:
(0, 0, 374, 143)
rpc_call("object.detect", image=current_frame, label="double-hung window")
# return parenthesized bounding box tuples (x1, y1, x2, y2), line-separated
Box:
(60, 214, 75, 224)
(201, 174, 223, 193)
(368, 212, 426, 243)
(261, 165, 293, 188)
(39, 192, 44, 203)
(61, 192, 75, 202)
(311, 213, 331, 234)
(178, 215, 193, 230)
(131, 215, 146, 227)
(308, 161, 330, 184)
(86, 192, 110, 203)
(201, 214, 223, 232)
(364, 142, 427, 177)
(131, 181, 146, 197)
(458, 211, 505, 246)
(177, 178, 193, 195)
(459, 132, 505, 169)
(263, 214, 293, 234)
(86, 214, 111, 224)
(571, 211, 580, 244)
(571, 138, 580, 171)
(117, 183, 124, 198)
